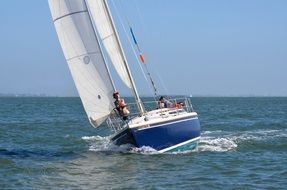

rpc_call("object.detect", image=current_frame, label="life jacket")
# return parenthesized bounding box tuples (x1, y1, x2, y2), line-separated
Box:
(119, 99, 126, 108)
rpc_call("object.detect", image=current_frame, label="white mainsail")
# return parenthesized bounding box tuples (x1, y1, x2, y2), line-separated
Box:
(48, 0, 115, 127)
(85, 0, 132, 88)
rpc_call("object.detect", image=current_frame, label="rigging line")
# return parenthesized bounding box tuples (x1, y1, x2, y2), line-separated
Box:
(132, 0, 146, 34)
(112, 0, 156, 99)
(129, 0, 158, 98)
(131, 0, 153, 50)
(117, 0, 158, 98)
(110, 0, 152, 94)
(103, 0, 145, 115)
(155, 70, 170, 96)
(110, 0, 148, 83)
(130, 0, 168, 98)
(143, 63, 157, 97)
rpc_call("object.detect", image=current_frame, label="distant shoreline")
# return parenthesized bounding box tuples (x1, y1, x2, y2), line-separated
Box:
(0, 94, 286, 98)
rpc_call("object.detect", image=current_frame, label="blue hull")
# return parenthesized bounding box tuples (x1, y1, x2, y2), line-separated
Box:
(112, 115, 201, 152)
(131, 116, 200, 152)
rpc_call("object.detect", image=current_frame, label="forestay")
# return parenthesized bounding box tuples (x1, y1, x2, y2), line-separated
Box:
(85, 0, 132, 88)
(48, 0, 115, 127)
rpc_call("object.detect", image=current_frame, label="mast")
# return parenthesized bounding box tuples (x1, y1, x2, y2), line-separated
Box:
(102, 0, 145, 115)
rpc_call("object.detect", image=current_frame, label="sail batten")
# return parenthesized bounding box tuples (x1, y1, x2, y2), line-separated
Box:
(48, 0, 115, 128)
(53, 10, 88, 22)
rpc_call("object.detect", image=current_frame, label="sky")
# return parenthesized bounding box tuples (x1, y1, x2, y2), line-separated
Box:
(0, 0, 286, 97)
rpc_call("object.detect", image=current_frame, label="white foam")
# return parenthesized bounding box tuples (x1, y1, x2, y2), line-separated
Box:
(232, 129, 287, 142)
(82, 135, 160, 154)
(81, 135, 107, 141)
(130, 146, 158, 154)
(82, 135, 135, 153)
(81, 128, 287, 154)
(201, 130, 223, 135)
(199, 128, 287, 152)
(89, 143, 133, 153)
(199, 136, 238, 152)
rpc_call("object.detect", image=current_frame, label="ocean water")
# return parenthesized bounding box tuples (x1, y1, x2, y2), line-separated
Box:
(0, 97, 286, 189)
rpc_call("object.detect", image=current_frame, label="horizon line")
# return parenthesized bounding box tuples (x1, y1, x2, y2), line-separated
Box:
(0, 94, 286, 98)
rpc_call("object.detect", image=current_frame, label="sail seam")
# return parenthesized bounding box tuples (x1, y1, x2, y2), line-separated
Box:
(84, 0, 116, 91)
(102, 34, 114, 41)
(53, 10, 88, 22)
(66, 52, 101, 62)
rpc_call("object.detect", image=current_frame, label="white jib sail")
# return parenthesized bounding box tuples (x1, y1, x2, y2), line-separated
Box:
(85, 0, 132, 88)
(48, 0, 115, 127)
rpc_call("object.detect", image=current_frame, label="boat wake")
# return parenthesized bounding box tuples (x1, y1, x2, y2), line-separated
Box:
(82, 129, 287, 154)
(199, 129, 287, 152)
(82, 135, 129, 153)
(82, 135, 158, 154)
(199, 135, 238, 152)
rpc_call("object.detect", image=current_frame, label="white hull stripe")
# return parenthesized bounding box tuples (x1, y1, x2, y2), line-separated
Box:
(136, 117, 198, 131)
(158, 136, 201, 153)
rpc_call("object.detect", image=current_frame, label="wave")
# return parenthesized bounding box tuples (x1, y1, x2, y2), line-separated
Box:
(82, 135, 201, 155)
(199, 136, 238, 152)
(129, 146, 158, 154)
(81, 135, 107, 141)
(81, 129, 287, 154)
(199, 129, 287, 152)
(82, 135, 160, 154)
(81, 135, 134, 153)
(0, 148, 77, 159)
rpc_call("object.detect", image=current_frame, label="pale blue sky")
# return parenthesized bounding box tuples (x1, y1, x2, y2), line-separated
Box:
(0, 0, 286, 96)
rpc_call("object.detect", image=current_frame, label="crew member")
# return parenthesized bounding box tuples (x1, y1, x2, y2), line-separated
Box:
(113, 91, 129, 120)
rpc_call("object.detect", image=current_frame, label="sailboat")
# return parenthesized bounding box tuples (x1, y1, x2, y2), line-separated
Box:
(48, 0, 200, 153)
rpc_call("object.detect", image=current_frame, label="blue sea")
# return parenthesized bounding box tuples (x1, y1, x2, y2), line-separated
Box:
(0, 97, 286, 189)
